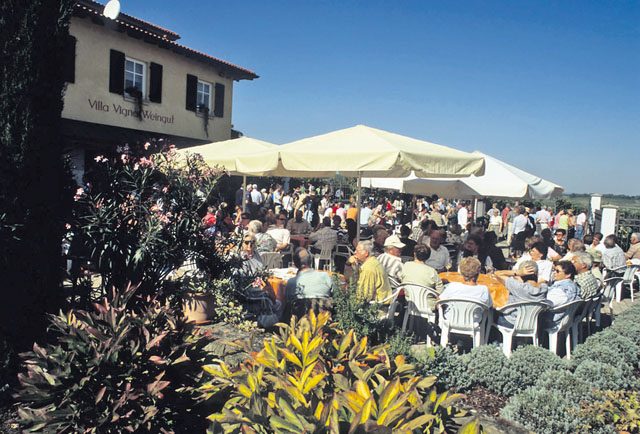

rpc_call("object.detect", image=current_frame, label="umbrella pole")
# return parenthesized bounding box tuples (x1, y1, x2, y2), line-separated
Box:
(242, 175, 247, 213)
(356, 172, 362, 243)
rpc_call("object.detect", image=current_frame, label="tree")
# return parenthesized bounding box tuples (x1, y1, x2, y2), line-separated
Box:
(0, 0, 75, 347)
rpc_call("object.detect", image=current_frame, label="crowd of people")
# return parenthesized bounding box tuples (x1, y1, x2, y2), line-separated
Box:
(199, 181, 640, 341)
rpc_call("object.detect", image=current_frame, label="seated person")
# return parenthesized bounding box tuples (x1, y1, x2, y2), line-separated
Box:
(552, 229, 568, 258)
(309, 216, 338, 253)
(542, 261, 580, 328)
(348, 240, 391, 304)
(238, 233, 265, 276)
(514, 241, 553, 283)
(625, 232, 640, 260)
(400, 244, 444, 310)
(571, 252, 601, 299)
(602, 234, 626, 273)
(247, 220, 277, 253)
(561, 238, 586, 262)
(457, 234, 493, 273)
(284, 248, 335, 319)
(494, 261, 549, 328)
(377, 235, 405, 284)
(482, 231, 508, 270)
(439, 257, 492, 323)
(424, 229, 452, 272)
(286, 210, 312, 235)
(266, 212, 291, 252)
(398, 224, 417, 257)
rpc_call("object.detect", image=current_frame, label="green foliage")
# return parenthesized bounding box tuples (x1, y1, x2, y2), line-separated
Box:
(610, 318, 640, 347)
(202, 311, 472, 433)
(71, 142, 234, 299)
(501, 345, 567, 397)
(15, 285, 210, 433)
(464, 345, 508, 395)
(534, 369, 594, 403)
(331, 282, 387, 342)
(574, 360, 636, 391)
(385, 330, 415, 360)
(414, 346, 473, 393)
(501, 385, 591, 434)
(579, 390, 640, 434)
(571, 330, 638, 370)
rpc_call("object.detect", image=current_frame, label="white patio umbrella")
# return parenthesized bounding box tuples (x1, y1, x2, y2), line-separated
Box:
(177, 137, 279, 211)
(362, 151, 564, 199)
(256, 125, 486, 238)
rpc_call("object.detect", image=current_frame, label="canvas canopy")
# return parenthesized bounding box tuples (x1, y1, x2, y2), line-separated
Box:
(269, 125, 486, 178)
(362, 152, 564, 199)
(176, 136, 278, 176)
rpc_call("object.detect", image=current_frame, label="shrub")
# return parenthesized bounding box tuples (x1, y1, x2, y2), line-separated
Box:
(572, 330, 638, 368)
(501, 345, 567, 397)
(331, 281, 387, 342)
(501, 386, 590, 434)
(610, 319, 640, 347)
(579, 390, 640, 433)
(202, 311, 475, 433)
(414, 346, 473, 392)
(464, 344, 508, 395)
(574, 360, 636, 391)
(15, 286, 210, 433)
(534, 369, 594, 403)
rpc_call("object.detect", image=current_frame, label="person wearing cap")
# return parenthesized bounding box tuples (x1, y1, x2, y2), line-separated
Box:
(377, 234, 405, 282)
(348, 240, 391, 304)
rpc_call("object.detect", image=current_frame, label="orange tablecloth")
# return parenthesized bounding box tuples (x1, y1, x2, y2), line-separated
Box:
(268, 271, 345, 304)
(438, 272, 509, 308)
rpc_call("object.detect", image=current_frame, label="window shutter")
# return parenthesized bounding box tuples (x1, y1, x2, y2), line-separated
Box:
(185, 74, 197, 111)
(62, 35, 76, 83)
(109, 49, 125, 94)
(214, 83, 225, 117)
(149, 62, 163, 103)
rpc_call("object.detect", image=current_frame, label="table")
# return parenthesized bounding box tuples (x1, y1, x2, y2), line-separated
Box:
(438, 272, 509, 308)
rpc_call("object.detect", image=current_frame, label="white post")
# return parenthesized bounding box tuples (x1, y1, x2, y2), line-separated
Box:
(600, 205, 619, 238)
(242, 175, 247, 213)
(356, 173, 362, 243)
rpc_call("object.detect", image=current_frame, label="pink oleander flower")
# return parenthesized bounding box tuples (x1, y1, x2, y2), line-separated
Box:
(94, 155, 107, 163)
(138, 157, 154, 168)
(73, 187, 85, 201)
(120, 154, 130, 164)
(144, 142, 151, 150)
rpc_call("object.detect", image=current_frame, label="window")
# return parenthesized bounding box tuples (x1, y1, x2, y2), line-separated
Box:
(124, 58, 146, 97)
(197, 80, 212, 111)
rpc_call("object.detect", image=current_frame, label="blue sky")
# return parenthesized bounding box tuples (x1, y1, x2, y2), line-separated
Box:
(122, 1, 639, 195)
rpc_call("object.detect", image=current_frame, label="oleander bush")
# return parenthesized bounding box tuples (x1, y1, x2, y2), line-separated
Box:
(414, 346, 473, 393)
(201, 311, 476, 433)
(500, 345, 567, 397)
(464, 345, 508, 395)
(574, 360, 637, 391)
(15, 285, 211, 433)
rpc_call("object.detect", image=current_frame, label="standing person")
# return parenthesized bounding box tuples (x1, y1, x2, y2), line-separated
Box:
(487, 207, 502, 236)
(359, 202, 373, 227)
(511, 206, 528, 254)
(273, 184, 283, 214)
(457, 202, 468, 232)
(235, 185, 245, 209)
(250, 184, 263, 208)
(282, 190, 293, 218)
(536, 206, 551, 232)
(575, 209, 587, 240)
(307, 187, 321, 228)
(507, 205, 517, 245)
(501, 203, 511, 240)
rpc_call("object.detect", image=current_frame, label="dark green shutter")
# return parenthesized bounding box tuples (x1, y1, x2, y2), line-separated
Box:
(185, 74, 197, 111)
(214, 83, 225, 117)
(63, 35, 76, 83)
(149, 62, 163, 103)
(109, 49, 125, 94)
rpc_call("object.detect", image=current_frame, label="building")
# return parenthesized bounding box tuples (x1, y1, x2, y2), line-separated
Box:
(62, 0, 258, 182)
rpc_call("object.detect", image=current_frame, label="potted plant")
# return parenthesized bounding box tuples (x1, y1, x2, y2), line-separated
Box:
(180, 272, 217, 324)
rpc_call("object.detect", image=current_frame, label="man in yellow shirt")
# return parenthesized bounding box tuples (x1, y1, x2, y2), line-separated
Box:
(348, 240, 391, 304)
(346, 196, 359, 222)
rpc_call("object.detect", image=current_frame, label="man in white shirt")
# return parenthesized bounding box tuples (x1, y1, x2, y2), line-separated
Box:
(536, 206, 551, 231)
(360, 202, 373, 226)
(511, 206, 528, 253)
(457, 203, 468, 230)
(424, 229, 452, 272)
(377, 235, 405, 283)
(250, 184, 263, 206)
(575, 210, 587, 240)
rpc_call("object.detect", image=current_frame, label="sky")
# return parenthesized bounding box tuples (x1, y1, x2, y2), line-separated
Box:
(122, 0, 639, 195)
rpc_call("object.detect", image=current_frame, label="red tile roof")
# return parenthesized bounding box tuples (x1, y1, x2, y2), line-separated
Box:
(75, 0, 258, 80)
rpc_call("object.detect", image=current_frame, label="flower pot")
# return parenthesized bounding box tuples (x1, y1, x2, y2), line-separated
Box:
(182, 292, 215, 324)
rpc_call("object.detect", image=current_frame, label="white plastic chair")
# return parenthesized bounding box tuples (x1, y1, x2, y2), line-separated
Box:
(402, 284, 439, 345)
(436, 298, 491, 348)
(543, 300, 583, 359)
(261, 252, 283, 270)
(372, 288, 402, 321)
(618, 265, 640, 302)
(603, 265, 627, 306)
(493, 301, 550, 357)
(313, 244, 335, 270)
(332, 243, 354, 270)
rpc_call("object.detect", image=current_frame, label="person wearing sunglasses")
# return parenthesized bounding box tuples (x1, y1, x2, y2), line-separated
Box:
(542, 260, 580, 328)
(239, 233, 265, 276)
